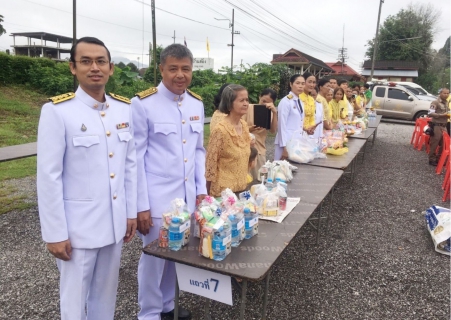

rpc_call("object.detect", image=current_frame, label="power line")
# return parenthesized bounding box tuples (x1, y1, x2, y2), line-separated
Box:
(133, 0, 230, 31)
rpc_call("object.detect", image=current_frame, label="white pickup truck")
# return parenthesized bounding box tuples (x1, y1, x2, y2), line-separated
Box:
(371, 83, 433, 120)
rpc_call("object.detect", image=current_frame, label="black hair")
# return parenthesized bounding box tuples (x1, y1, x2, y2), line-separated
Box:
(318, 78, 330, 89)
(313, 86, 319, 93)
(160, 43, 193, 65)
(364, 83, 370, 89)
(337, 78, 348, 86)
(249, 147, 258, 163)
(260, 88, 277, 103)
(302, 72, 315, 81)
(353, 84, 360, 89)
(333, 87, 345, 100)
(289, 74, 302, 84)
(70, 37, 111, 65)
(213, 83, 231, 110)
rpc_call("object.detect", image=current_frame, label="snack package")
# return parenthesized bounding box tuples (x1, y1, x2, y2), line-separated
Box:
(161, 198, 191, 249)
(286, 132, 316, 164)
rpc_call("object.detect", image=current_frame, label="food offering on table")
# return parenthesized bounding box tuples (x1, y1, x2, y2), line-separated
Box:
(249, 176, 289, 218)
(323, 130, 349, 155)
(257, 160, 297, 183)
(159, 198, 191, 251)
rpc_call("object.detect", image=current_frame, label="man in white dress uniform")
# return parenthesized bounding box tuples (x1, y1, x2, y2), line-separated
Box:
(131, 44, 207, 320)
(37, 37, 137, 319)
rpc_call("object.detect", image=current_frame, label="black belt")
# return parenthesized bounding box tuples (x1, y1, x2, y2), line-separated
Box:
(432, 123, 447, 127)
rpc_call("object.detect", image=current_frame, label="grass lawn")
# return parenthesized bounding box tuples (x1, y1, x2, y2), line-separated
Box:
(0, 85, 44, 213)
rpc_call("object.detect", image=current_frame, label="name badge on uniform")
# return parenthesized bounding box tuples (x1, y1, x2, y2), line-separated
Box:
(190, 116, 200, 121)
(116, 122, 129, 129)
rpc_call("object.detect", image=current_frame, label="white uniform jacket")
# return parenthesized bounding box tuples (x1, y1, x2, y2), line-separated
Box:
(275, 91, 305, 148)
(131, 82, 207, 216)
(37, 87, 137, 249)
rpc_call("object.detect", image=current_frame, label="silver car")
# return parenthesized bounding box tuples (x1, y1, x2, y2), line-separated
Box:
(371, 84, 433, 120)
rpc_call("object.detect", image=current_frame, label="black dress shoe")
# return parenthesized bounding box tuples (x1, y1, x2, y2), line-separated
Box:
(161, 306, 191, 319)
(429, 161, 438, 166)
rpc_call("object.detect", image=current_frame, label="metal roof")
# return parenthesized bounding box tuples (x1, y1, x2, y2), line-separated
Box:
(362, 60, 419, 69)
(361, 70, 418, 77)
(10, 32, 73, 43)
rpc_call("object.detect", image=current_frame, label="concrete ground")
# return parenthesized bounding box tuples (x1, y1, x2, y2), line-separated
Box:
(0, 122, 449, 320)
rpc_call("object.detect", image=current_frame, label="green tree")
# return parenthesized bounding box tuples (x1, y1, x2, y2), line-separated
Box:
(126, 62, 138, 72)
(143, 45, 164, 85)
(115, 61, 126, 69)
(0, 15, 6, 37)
(365, 3, 440, 73)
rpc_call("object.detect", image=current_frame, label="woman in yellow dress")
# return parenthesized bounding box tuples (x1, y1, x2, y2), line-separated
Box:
(300, 72, 317, 134)
(206, 84, 251, 197)
(329, 87, 348, 128)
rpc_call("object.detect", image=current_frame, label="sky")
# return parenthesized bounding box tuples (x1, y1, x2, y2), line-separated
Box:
(0, 0, 449, 72)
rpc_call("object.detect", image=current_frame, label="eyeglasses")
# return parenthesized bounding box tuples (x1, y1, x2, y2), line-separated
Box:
(75, 59, 110, 66)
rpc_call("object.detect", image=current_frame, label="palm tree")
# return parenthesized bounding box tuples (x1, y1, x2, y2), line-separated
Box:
(0, 15, 6, 37)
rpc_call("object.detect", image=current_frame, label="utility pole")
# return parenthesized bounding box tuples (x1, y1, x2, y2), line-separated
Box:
(215, 9, 240, 71)
(370, 0, 384, 81)
(172, 30, 175, 44)
(148, 42, 151, 68)
(151, 0, 157, 86)
(337, 24, 348, 75)
(72, 0, 77, 91)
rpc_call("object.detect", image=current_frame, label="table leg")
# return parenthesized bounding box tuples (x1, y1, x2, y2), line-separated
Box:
(362, 140, 368, 163)
(316, 201, 323, 244)
(372, 127, 377, 146)
(240, 280, 248, 320)
(261, 271, 271, 319)
(326, 187, 335, 235)
(174, 276, 179, 320)
(204, 297, 211, 320)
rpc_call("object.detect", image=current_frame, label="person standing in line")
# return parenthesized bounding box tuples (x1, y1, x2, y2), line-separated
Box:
(37, 37, 137, 320)
(428, 88, 450, 166)
(338, 78, 349, 105)
(329, 87, 348, 128)
(274, 74, 306, 160)
(131, 44, 206, 320)
(316, 78, 333, 132)
(300, 72, 318, 134)
(206, 84, 251, 196)
(242, 88, 278, 179)
(329, 77, 338, 90)
(364, 83, 372, 109)
(209, 83, 230, 132)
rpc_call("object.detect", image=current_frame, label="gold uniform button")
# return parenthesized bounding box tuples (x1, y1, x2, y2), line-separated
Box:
(100, 112, 106, 117)
(182, 120, 186, 124)
(110, 173, 115, 178)
(106, 131, 111, 136)
(109, 152, 114, 158)
(113, 194, 117, 200)
(184, 177, 188, 181)
(184, 158, 188, 162)
(106, 103, 110, 109)
(93, 103, 98, 109)
(183, 139, 186, 144)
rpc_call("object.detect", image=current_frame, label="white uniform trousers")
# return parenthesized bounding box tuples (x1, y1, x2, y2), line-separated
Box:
(274, 144, 284, 161)
(56, 241, 123, 320)
(138, 218, 176, 320)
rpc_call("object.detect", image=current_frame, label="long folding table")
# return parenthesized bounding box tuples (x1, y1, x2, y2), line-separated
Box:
(143, 166, 343, 320)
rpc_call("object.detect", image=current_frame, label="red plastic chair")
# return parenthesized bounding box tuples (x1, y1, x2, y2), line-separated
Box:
(414, 118, 431, 151)
(442, 160, 450, 190)
(443, 174, 450, 202)
(411, 117, 430, 146)
(436, 132, 450, 174)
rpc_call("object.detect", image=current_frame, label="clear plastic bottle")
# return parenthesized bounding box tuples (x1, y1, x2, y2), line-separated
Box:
(212, 226, 226, 261)
(229, 214, 242, 247)
(222, 221, 232, 255)
(244, 207, 258, 239)
(265, 178, 274, 191)
(168, 217, 183, 251)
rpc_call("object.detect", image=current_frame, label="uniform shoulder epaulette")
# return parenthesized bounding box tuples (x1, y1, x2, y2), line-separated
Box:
(187, 89, 202, 101)
(287, 94, 293, 100)
(109, 93, 131, 104)
(48, 92, 75, 104)
(136, 87, 158, 99)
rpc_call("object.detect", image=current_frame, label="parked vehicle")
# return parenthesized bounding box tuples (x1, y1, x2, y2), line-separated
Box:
(371, 83, 433, 120)
(394, 81, 436, 98)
